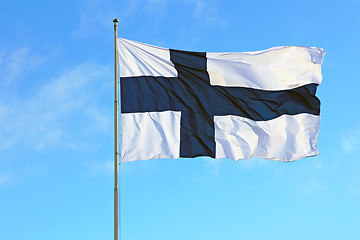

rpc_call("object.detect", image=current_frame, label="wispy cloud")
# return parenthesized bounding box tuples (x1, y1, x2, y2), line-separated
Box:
(0, 47, 46, 82)
(86, 107, 112, 132)
(0, 174, 10, 188)
(88, 159, 113, 176)
(298, 175, 325, 195)
(203, 157, 223, 176)
(0, 61, 112, 151)
(73, 0, 139, 37)
(342, 125, 360, 153)
(73, 0, 227, 39)
(144, 0, 171, 18)
(0, 50, 5, 64)
(184, 0, 227, 27)
(74, 0, 113, 37)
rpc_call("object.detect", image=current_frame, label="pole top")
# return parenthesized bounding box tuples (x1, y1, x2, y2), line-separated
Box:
(113, 18, 118, 23)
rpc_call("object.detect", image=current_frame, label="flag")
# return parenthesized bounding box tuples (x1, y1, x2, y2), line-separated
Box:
(118, 38, 325, 162)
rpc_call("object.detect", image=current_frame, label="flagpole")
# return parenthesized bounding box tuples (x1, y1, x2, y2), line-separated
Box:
(113, 18, 119, 240)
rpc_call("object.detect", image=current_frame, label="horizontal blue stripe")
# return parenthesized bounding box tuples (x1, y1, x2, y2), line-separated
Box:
(120, 77, 320, 120)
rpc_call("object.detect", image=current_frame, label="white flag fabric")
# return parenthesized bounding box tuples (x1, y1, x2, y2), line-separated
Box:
(118, 38, 325, 162)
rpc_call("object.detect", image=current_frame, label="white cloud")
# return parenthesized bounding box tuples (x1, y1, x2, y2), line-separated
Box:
(73, 0, 226, 38)
(118, 0, 139, 24)
(0, 61, 112, 151)
(86, 107, 112, 132)
(88, 160, 113, 176)
(184, 0, 227, 27)
(185, 0, 206, 13)
(144, 0, 167, 14)
(342, 126, 360, 153)
(0, 174, 10, 188)
(74, 0, 112, 37)
(0, 47, 46, 82)
(203, 157, 222, 176)
(73, 0, 137, 37)
(298, 176, 325, 195)
(0, 50, 5, 64)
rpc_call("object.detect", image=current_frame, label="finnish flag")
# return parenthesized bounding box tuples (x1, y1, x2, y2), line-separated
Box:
(118, 38, 325, 162)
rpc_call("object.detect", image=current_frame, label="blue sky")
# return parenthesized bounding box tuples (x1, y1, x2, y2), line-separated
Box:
(1, 0, 360, 239)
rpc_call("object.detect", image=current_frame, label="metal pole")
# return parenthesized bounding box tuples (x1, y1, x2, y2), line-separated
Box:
(113, 18, 119, 240)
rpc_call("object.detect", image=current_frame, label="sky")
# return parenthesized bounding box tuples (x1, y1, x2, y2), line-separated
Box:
(1, 0, 360, 239)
